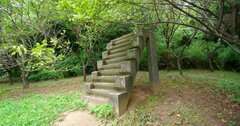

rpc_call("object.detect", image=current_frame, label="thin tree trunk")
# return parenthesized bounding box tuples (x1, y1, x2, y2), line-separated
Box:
(177, 57, 183, 75)
(167, 51, 170, 71)
(22, 70, 29, 89)
(82, 63, 87, 82)
(208, 56, 214, 72)
(7, 69, 13, 86)
(207, 43, 214, 72)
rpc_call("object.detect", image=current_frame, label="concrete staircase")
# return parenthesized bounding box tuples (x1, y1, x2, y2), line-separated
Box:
(83, 30, 147, 115)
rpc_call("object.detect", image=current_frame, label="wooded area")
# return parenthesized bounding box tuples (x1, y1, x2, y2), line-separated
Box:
(0, 0, 239, 89)
(0, 0, 240, 125)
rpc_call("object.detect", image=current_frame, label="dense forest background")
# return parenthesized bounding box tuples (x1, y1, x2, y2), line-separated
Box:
(0, 0, 239, 87)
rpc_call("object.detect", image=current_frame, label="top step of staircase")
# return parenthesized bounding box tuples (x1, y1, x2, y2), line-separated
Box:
(111, 33, 136, 45)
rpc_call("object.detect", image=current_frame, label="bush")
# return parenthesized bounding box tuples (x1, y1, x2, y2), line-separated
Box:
(55, 54, 82, 77)
(29, 69, 64, 82)
(216, 46, 240, 71)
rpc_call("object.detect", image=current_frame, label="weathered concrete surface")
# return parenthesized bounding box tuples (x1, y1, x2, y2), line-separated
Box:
(146, 32, 160, 93)
(109, 91, 130, 115)
(83, 28, 160, 115)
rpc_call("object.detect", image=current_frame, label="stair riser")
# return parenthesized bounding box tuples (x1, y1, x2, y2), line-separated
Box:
(108, 45, 130, 54)
(82, 95, 108, 105)
(104, 56, 130, 64)
(94, 84, 116, 89)
(107, 41, 132, 50)
(104, 48, 140, 64)
(99, 60, 137, 76)
(92, 78, 115, 83)
(97, 60, 121, 70)
(111, 33, 136, 45)
(108, 38, 139, 50)
(90, 90, 110, 98)
(102, 51, 126, 60)
(90, 74, 134, 91)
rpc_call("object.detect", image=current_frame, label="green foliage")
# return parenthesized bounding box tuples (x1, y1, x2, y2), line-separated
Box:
(186, 39, 207, 62)
(216, 46, 240, 71)
(0, 93, 87, 126)
(29, 69, 64, 82)
(55, 54, 82, 76)
(90, 103, 113, 118)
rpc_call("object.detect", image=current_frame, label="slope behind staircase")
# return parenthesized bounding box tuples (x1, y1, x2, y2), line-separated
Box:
(83, 29, 149, 115)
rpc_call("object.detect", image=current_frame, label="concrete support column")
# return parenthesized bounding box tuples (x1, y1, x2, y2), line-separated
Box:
(146, 32, 160, 93)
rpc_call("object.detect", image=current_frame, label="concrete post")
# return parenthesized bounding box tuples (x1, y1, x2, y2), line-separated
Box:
(146, 32, 160, 93)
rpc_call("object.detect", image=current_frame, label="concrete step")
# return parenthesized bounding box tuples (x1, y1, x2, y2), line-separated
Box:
(86, 82, 126, 90)
(108, 45, 131, 54)
(111, 32, 135, 45)
(97, 61, 122, 70)
(92, 75, 118, 83)
(107, 41, 132, 50)
(82, 95, 108, 105)
(87, 88, 126, 98)
(104, 55, 131, 64)
(102, 51, 127, 60)
(98, 69, 130, 76)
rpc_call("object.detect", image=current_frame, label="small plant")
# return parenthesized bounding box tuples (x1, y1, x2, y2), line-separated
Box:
(90, 103, 113, 118)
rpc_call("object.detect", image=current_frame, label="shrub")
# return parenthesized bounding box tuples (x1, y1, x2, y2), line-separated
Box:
(29, 69, 64, 82)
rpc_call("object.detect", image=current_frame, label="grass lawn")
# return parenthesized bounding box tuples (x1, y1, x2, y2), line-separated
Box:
(0, 70, 239, 126)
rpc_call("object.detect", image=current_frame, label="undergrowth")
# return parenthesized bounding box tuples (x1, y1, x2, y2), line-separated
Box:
(90, 103, 114, 118)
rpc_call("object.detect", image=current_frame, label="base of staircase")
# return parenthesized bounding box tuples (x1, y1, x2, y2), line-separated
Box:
(82, 91, 130, 116)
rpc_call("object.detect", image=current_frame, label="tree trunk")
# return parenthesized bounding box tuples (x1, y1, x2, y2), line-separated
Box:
(167, 51, 170, 71)
(7, 69, 13, 86)
(208, 56, 214, 72)
(22, 70, 29, 89)
(177, 57, 183, 75)
(207, 43, 214, 72)
(82, 63, 87, 82)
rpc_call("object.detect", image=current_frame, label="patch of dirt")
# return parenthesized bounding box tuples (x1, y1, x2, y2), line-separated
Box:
(53, 111, 100, 126)
(114, 72, 240, 126)
(149, 78, 240, 126)
(127, 85, 152, 109)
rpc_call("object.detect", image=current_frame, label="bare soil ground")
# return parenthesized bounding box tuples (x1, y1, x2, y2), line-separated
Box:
(113, 71, 240, 126)
(53, 111, 100, 126)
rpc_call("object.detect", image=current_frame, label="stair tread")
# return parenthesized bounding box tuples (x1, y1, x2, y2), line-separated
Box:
(111, 32, 135, 43)
(82, 95, 108, 105)
(110, 41, 131, 50)
(87, 82, 115, 84)
(104, 55, 130, 63)
(108, 46, 131, 54)
(91, 88, 126, 94)
(103, 51, 127, 60)
(99, 69, 121, 72)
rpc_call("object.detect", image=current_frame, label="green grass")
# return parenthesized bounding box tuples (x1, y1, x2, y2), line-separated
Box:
(0, 93, 87, 126)
(184, 70, 240, 101)
(90, 103, 114, 118)
(0, 86, 22, 94)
